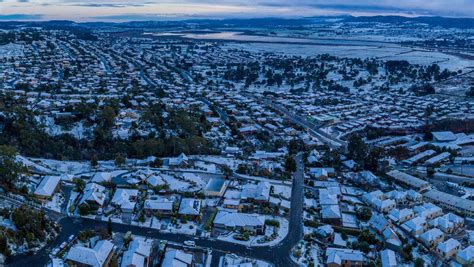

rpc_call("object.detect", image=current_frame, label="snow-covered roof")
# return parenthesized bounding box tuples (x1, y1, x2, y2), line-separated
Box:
(66, 240, 114, 267)
(121, 238, 153, 267)
(144, 196, 174, 211)
(91, 172, 112, 183)
(326, 248, 364, 265)
(213, 211, 265, 228)
(34, 176, 61, 197)
(437, 238, 461, 253)
(241, 182, 270, 202)
(161, 249, 193, 267)
(380, 249, 397, 267)
(432, 131, 457, 142)
(178, 198, 201, 215)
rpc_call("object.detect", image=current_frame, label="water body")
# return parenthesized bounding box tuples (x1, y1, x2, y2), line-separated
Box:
(145, 31, 395, 47)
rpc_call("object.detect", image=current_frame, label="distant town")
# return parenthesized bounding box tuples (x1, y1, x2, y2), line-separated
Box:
(0, 16, 473, 267)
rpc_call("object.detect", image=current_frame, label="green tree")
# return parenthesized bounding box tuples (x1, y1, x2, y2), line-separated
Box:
(0, 145, 26, 189)
(78, 204, 91, 216)
(73, 178, 85, 193)
(348, 135, 368, 164)
(91, 154, 98, 168)
(150, 157, 163, 168)
(114, 153, 125, 167)
(414, 258, 424, 267)
(284, 156, 297, 173)
(107, 218, 113, 235)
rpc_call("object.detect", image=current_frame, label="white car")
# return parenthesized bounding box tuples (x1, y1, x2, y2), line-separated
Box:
(184, 240, 196, 247)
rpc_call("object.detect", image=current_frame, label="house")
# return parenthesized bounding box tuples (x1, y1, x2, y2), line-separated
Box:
(414, 203, 443, 220)
(388, 208, 414, 224)
(326, 248, 364, 267)
(456, 246, 474, 266)
(34, 176, 61, 201)
(315, 225, 334, 242)
(432, 131, 457, 142)
(309, 168, 328, 180)
(168, 153, 188, 167)
(79, 183, 107, 210)
(213, 211, 265, 234)
(111, 188, 139, 213)
(121, 238, 154, 267)
(241, 182, 271, 203)
(436, 238, 461, 260)
(386, 170, 430, 191)
(419, 228, 444, 248)
(429, 213, 464, 233)
(383, 227, 402, 251)
(223, 199, 241, 211)
(362, 191, 396, 213)
(91, 172, 112, 183)
(406, 190, 422, 203)
(359, 171, 379, 185)
(380, 249, 397, 267)
(66, 240, 114, 267)
(402, 216, 428, 235)
(368, 214, 389, 234)
(178, 198, 201, 220)
(342, 160, 357, 170)
(320, 205, 342, 226)
(161, 249, 193, 267)
(144, 196, 174, 217)
(422, 189, 474, 217)
(385, 190, 407, 205)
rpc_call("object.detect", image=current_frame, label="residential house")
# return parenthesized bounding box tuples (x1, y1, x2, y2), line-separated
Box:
(79, 183, 107, 210)
(326, 248, 364, 267)
(66, 240, 115, 267)
(380, 249, 397, 267)
(420, 228, 444, 248)
(388, 208, 414, 224)
(34, 176, 61, 201)
(213, 211, 265, 235)
(111, 188, 139, 213)
(178, 198, 201, 220)
(241, 182, 271, 203)
(144, 196, 174, 217)
(121, 238, 154, 267)
(161, 249, 193, 267)
(436, 238, 461, 260)
(414, 203, 443, 220)
(402, 216, 428, 235)
(456, 246, 473, 266)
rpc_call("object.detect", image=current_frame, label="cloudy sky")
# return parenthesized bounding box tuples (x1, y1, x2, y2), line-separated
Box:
(0, 0, 472, 21)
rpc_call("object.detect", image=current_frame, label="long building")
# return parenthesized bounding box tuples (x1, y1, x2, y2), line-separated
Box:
(423, 189, 474, 217)
(386, 170, 430, 191)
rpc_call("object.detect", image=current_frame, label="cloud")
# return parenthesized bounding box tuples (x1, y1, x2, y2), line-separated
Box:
(0, 0, 472, 21)
(0, 14, 43, 20)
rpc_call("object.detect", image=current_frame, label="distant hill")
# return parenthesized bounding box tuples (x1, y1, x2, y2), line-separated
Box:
(0, 15, 472, 30)
(343, 16, 474, 29)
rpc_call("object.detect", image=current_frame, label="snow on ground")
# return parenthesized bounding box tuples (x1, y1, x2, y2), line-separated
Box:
(272, 184, 292, 199)
(43, 193, 64, 212)
(195, 155, 243, 169)
(217, 216, 289, 247)
(180, 172, 207, 189)
(66, 191, 79, 216)
(194, 161, 218, 172)
(0, 43, 24, 58)
(160, 173, 191, 191)
(33, 158, 91, 175)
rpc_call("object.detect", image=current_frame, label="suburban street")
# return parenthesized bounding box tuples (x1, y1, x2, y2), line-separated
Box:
(6, 154, 305, 267)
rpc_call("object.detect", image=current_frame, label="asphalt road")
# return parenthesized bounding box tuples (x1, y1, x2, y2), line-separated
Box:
(7, 155, 305, 267)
